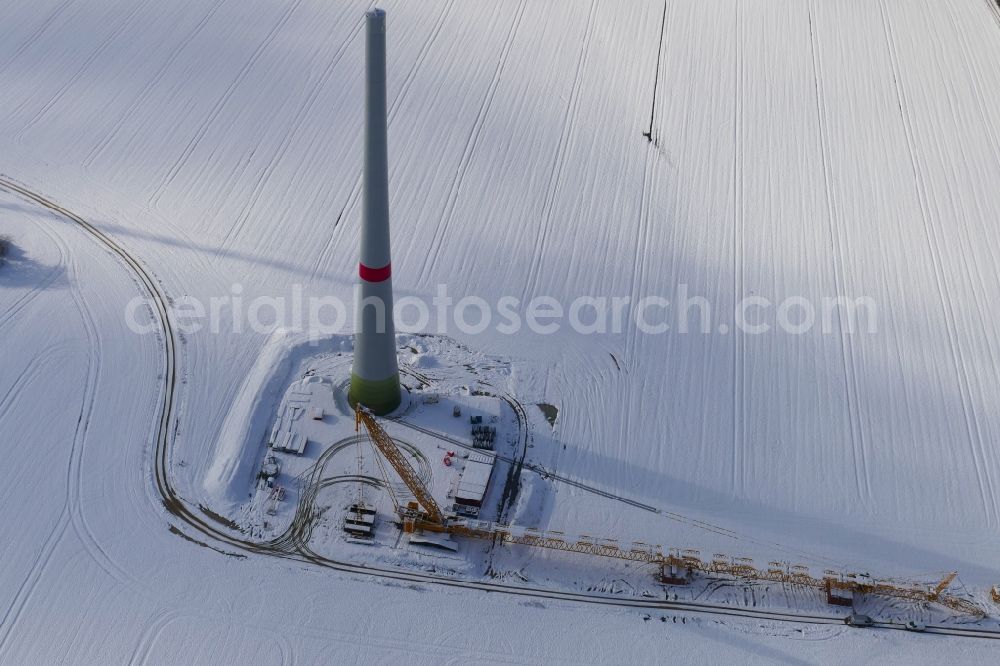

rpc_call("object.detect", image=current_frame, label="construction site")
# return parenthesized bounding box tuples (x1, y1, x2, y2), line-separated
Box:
(9, 0, 1000, 658)
(235, 340, 991, 627)
(230, 9, 995, 628)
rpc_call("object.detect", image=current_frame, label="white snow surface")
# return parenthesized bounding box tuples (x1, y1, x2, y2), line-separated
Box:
(3, 0, 1000, 662)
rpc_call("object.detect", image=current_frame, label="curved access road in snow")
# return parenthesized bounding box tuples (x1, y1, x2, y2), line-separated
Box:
(2, 176, 996, 643)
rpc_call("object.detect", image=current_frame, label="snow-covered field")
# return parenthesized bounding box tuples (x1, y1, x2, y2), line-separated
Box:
(3, 0, 1000, 661)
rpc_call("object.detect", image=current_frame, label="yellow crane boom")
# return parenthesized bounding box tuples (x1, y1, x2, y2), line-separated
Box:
(355, 404, 444, 524)
(353, 405, 982, 617)
(929, 571, 958, 600)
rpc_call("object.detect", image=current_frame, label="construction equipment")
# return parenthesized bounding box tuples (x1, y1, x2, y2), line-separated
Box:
(355, 404, 444, 527)
(352, 404, 984, 617)
(929, 571, 958, 601)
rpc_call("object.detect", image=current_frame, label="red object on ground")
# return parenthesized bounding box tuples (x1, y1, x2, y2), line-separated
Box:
(443, 456, 452, 466)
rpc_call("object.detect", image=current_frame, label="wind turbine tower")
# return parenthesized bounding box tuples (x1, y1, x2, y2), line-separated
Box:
(349, 8, 401, 415)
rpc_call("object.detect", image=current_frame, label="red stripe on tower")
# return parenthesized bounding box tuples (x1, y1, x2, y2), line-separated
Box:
(359, 262, 391, 282)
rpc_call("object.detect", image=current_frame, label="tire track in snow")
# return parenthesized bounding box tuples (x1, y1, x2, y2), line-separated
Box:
(945, 0, 1000, 467)
(623, 2, 673, 342)
(731, 0, 746, 498)
(0, 179, 184, 613)
(642, 1, 668, 142)
(272, 630, 295, 666)
(0, 0, 79, 76)
(0, 344, 69, 434)
(310, 0, 466, 284)
(0, 513, 72, 656)
(0, 181, 929, 649)
(410, 0, 527, 287)
(986, 0, 1000, 29)
(615, 0, 672, 497)
(518, 0, 599, 302)
(617, 0, 671, 487)
(623, 0, 674, 370)
(83, 0, 233, 169)
(0, 212, 67, 331)
(0, 182, 146, 655)
(128, 609, 185, 666)
(217, 0, 372, 257)
(877, 0, 998, 524)
(65, 258, 140, 589)
(148, 0, 307, 210)
(935, 0, 1000, 506)
(806, 3, 872, 507)
(940, 0, 1000, 292)
(0, 251, 100, 654)
(12, 0, 154, 143)
(393, 416, 845, 568)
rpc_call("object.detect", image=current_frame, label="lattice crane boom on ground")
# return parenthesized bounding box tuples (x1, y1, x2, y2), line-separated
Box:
(352, 405, 984, 617)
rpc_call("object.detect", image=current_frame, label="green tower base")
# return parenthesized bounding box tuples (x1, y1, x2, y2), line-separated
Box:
(349, 372, 401, 415)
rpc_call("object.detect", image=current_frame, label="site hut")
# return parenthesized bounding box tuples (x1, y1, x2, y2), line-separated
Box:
(349, 7, 401, 415)
(453, 452, 496, 518)
(343, 503, 377, 540)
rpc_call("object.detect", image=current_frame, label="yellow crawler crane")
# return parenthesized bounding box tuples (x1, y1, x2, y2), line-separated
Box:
(355, 405, 444, 528)
(354, 405, 984, 617)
